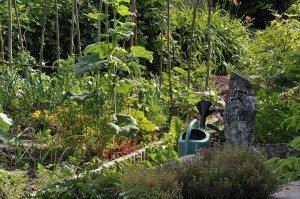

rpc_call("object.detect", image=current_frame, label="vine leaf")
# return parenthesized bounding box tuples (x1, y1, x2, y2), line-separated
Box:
(130, 46, 153, 62)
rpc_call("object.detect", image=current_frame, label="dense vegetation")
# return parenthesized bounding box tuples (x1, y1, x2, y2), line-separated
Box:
(0, 0, 299, 198)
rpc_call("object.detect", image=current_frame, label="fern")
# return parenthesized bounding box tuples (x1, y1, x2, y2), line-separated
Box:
(165, 116, 183, 152)
(170, 116, 183, 145)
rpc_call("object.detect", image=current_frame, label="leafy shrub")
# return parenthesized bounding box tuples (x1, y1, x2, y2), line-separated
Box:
(249, 11, 300, 143)
(57, 100, 113, 157)
(164, 146, 279, 199)
(268, 136, 300, 183)
(121, 166, 182, 199)
(26, 168, 122, 199)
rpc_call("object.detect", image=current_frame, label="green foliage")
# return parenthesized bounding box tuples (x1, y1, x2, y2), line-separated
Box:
(129, 110, 157, 133)
(23, 161, 122, 199)
(169, 4, 250, 75)
(164, 116, 183, 152)
(121, 166, 182, 199)
(57, 100, 113, 157)
(268, 136, 300, 183)
(249, 11, 300, 143)
(214, 0, 293, 28)
(0, 169, 29, 199)
(108, 114, 139, 136)
(164, 146, 280, 199)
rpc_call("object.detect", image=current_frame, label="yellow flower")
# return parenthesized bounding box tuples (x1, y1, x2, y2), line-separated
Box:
(31, 112, 39, 119)
(35, 110, 41, 115)
(48, 115, 55, 121)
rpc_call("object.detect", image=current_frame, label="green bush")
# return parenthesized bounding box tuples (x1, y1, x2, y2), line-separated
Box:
(163, 146, 279, 199)
(248, 10, 300, 143)
(268, 136, 300, 183)
(121, 166, 182, 199)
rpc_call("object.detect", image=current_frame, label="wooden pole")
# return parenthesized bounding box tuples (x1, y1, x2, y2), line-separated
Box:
(39, 0, 47, 66)
(54, 0, 60, 61)
(167, 0, 174, 114)
(159, 0, 165, 89)
(13, 0, 24, 53)
(0, 19, 4, 62)
(75, 0, 81, 57)
(8, 0, 13, 63)
(205, 0, 212, 90)
(187, 0, 200, 95)
(97, 0, 103, 43)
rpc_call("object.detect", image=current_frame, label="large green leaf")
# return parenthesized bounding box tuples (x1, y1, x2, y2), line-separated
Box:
(130, 111, 157, 132)
(0, 113, 13, 132)
(173, 67, 187, 76)
(87, 13, 109, 21)
(117, 5, 132, 16)
(58, 92, 97, 104)
(83, 42, 114, 58)
(115, 80, 134, 94)
(130, 46, 153, 62)
(108, 114, 139, 136)
(74, 53, 106, 77)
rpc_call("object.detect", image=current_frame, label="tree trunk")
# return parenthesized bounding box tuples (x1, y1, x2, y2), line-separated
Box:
(75, 0, 81, 57)
(8, 0, 13, 63)
(97, 0, 103, 42)
(39, 0, 47, 66)
(54, 0, 60, 61)
(70, 0, 75, 55)
(13, 0, 24, 53)
(187, 0, 200, 95)
(205, 0, 212, 90)
(0, 19, 4, 62)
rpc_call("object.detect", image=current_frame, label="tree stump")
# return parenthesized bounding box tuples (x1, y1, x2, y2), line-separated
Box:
(223, 72, 257, 145)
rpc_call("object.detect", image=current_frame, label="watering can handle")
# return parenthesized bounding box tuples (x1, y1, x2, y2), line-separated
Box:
(184, 119, 200, 156)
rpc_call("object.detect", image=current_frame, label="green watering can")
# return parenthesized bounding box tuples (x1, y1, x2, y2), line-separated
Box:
(178, 101, 213, 157)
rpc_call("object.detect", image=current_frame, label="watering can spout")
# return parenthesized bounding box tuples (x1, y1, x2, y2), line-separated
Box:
(196, 100, 214, 129)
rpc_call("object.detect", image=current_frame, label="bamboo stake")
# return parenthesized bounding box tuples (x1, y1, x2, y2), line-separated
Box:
(0, 19, 4, 62)
(70, 0, 75, 55)
(205, 0, 212, 90)
(8, 0, 13, 63)
(13, 0, 24, 53)
(105, 3, 109, 43)
(133, 0, 137, 45)
(159, 0, 164, 89)
(167, 0, 174, 114)
(97, 0, 103, 42)
(54, 0, 60, 61)
(39, 0, 47, 66)
(187, 0, 200, 95)
(75, 0, 81, 57)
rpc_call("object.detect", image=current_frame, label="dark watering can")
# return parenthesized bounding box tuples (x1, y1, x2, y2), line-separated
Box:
(178, 101, 213, 157)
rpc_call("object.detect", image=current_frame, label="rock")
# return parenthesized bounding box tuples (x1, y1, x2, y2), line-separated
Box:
(223, 72, 258, 146)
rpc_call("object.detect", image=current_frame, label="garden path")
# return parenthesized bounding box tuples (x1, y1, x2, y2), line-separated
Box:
(269, 180, 300, 199)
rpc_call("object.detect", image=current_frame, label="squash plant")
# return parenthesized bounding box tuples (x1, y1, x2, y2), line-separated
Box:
(73, 0, 153, 135)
